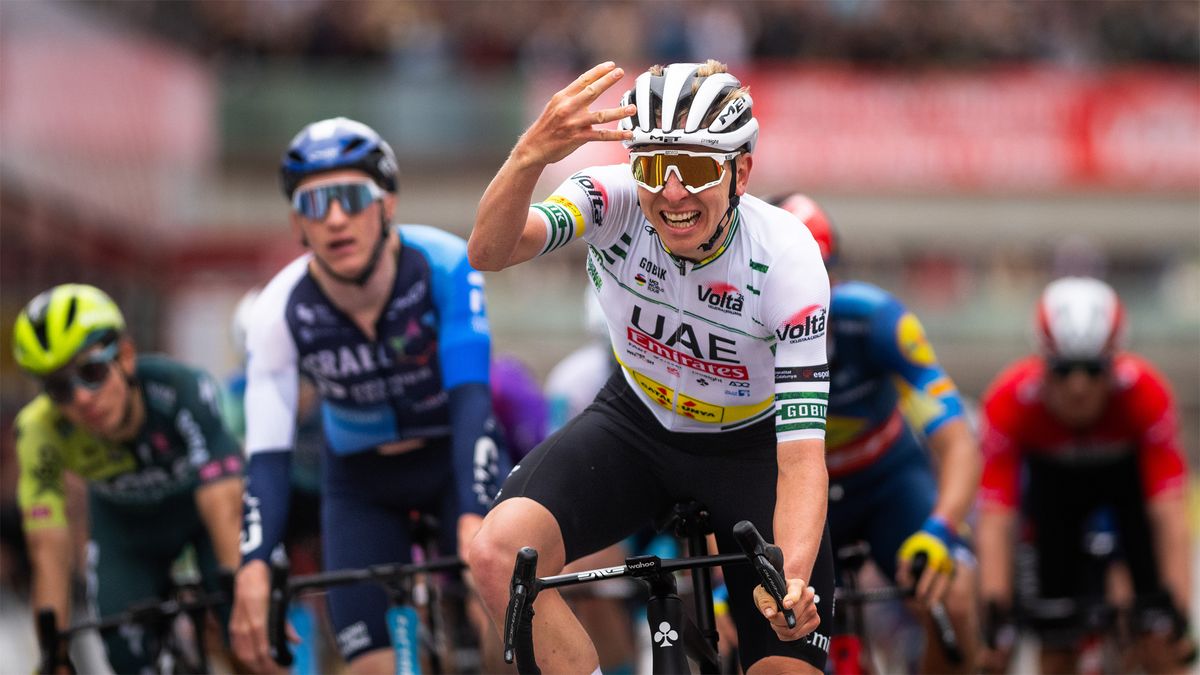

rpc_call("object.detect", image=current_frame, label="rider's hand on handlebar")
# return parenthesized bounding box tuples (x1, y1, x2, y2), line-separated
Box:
(897, 515, 958, 605)
(512, 62, 635, 168)
(753, 578, 820, 641)
(230, 560, 295, 674)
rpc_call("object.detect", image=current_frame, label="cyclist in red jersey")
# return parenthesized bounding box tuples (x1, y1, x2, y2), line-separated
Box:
(976, 277, 1194, 674)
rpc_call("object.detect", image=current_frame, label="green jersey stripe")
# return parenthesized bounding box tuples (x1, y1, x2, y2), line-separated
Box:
(776, 421, 826, 433)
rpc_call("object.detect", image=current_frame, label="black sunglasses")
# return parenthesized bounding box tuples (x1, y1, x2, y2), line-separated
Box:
(1048, 357, 1110, 379)
(43, 342, 120, 404)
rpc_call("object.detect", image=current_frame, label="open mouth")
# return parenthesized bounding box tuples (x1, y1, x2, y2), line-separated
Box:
(327, 237, 356, 254)
(661, 210, 700, 231)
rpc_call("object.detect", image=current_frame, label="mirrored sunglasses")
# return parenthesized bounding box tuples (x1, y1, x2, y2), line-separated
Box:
(43, 341, 120, 404)
(292, 181, 385, 220)
(630, 150, 740, 194)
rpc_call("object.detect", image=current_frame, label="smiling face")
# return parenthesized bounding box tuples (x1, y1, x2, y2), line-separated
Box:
(290, 169, 396, 281)
(633, 146, 752, 261)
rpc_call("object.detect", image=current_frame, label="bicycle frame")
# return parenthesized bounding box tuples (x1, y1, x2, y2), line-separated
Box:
(829, 542, 960, 675)
(268, 556, 465, 673)
(36, 585, 229, 675)
(504, 518, 795, 675)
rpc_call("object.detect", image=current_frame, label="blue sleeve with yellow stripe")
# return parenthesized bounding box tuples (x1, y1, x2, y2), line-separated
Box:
(865, 292, 964, 438)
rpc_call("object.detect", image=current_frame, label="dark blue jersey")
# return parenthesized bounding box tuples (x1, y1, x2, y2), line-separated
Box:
(825, 281, 964, 477)
(240, 225, 497, 563)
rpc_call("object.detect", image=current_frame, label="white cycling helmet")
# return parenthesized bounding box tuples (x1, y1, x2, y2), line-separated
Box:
(1035, 277, 1126, 360)
(619, 61, 758, 153)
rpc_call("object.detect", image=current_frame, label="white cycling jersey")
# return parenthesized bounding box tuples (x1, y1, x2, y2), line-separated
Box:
(532, 164, 830, 442)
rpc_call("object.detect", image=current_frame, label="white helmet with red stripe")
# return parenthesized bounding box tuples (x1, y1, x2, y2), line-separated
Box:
(1035, 277, 1125, 359)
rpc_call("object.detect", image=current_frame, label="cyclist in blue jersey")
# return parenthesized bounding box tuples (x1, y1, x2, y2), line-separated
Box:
(467, 62, 836, 674)
(229, 117, 508, 674)
(774, 194, 982, 672)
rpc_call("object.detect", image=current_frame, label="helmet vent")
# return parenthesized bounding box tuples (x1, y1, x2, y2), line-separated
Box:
(343, 137, 366, 154)
(287, 150, 305, 162)
(64, 296, 78, 329)
(32, 315, 51, 352)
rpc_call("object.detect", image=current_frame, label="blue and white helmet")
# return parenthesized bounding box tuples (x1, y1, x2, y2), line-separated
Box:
(279, 117, 398, 198)
(619, 62, 758, 153)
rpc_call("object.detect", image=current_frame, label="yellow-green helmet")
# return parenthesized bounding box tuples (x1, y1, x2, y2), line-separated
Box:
(12, 284, 126, 375)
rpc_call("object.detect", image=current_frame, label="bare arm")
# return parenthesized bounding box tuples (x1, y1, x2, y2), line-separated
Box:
(27, 527, 73, 629)
(926, 417, 981, 527)
(1148, 491, 1192, 614)
(195, 477, 245, 570)
(753, 438, 828, 640)
(468, 61, 634, 271)
(976, 507, 1016, 605)
(773, 438, 828, 583)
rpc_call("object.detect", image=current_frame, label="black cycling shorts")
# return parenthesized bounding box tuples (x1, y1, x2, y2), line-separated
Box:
(1019, 452, 1164, 646)
(498, 371, 835, 671)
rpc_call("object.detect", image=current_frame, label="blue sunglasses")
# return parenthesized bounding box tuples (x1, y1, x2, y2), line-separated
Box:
(292, 181, 385, 220)
(43, 341, 120, 404)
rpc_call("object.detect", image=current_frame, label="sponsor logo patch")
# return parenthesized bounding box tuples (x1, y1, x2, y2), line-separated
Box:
(776, 305, 827, 343)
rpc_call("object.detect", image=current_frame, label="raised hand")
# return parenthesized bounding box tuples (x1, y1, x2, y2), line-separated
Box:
(514, 61, 636, 167)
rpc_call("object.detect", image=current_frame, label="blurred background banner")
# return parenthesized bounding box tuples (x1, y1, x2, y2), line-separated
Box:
(547, 65, 1200, 191)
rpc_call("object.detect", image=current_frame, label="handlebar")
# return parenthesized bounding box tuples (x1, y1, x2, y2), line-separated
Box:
(502, 547, 540, 673)
(267, 554, 465, 666)
(733, 519, 797, 630)
(909, 551, 963, 665)
(35, 581, 231, 675)
(268, 558, 294, 667)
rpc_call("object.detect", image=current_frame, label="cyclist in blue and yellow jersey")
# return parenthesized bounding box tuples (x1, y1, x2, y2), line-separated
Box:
(467, 61, 836, 674)
(12, 284, 245, 674)
(229, 117, 509, 674)
(774, 194, 982, 672)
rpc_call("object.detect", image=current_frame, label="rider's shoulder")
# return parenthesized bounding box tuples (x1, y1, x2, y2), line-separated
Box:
(982, 356, 1043, 409)
(1110, 352, 1173, 403)
(135, 355, 217, 408)
(14, 394, 61, 440)
(399, 224, 471, 271)
(740, 194, 824, 267)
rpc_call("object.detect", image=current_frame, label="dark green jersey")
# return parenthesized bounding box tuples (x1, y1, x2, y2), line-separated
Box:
(16, 355, 244, 529)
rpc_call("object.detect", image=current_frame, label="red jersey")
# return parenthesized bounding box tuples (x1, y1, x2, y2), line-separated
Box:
(979, 353, 1188, 509)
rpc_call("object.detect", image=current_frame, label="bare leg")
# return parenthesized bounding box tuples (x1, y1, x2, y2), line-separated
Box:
(467, 498, 599, 673)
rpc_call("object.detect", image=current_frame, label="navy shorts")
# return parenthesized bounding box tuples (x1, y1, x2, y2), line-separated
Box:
(321, 440, 460, 662)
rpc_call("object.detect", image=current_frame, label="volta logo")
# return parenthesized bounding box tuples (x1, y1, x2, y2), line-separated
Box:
(698, 282, 744, 315)
(570, 173, 607, 225)
(654, 621, 678, 648)
(776, 305, 827, 343)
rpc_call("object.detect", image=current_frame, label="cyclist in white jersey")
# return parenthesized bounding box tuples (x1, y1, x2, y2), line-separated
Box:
(467, 61, 835, 674)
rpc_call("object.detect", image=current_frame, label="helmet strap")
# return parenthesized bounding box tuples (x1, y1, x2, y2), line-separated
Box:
(698, 163, 740, 253)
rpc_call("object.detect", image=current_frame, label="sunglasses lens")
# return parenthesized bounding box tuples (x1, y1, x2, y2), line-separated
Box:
(293, 183, 377, 219)
(77, 361, 112, 387)
(1050, 359, 1109, 378)
(631, 154, 725, 192)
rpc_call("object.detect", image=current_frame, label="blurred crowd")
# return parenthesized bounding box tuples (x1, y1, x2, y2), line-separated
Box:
(89, 0, 1199, 70)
